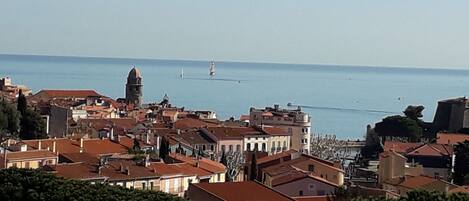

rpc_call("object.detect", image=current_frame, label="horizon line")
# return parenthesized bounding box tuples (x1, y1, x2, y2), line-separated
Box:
(1, 53, 468, 72)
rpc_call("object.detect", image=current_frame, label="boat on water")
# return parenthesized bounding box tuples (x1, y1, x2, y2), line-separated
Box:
(209, 61, 215, 78)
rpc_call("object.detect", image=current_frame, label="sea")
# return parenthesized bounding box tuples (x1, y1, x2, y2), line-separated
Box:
(1, 54, 469, 140)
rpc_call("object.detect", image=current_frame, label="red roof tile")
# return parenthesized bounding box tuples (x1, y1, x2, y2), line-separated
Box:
(190, 181, 295, 201)
(437, 133, 469, 145)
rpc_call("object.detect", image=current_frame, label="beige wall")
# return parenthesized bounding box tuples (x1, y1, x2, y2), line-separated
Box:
(379, 152, 406, 184)
(7, 158, 57, 169)
(267, 135, 290, 155)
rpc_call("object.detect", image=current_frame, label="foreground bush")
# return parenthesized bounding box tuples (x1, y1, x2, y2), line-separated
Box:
(0, 168, 185, 201)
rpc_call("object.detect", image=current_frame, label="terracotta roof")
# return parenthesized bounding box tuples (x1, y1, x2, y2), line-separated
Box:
(262, 126, 290, 136)
(174, 117, 220, 129)
(169, 153, 225, 174)
(60, 152, 99, 164)
(77, 118, 137, 135)
(45, 162, 104, 180)
(2, 150, 57, 161)
(293, 196, 329, 201)
(384, 141, 423, 154)
(148, 162, 213, 178)
(35, 89, 103, 98)
(239, 115, 250, 121)
(437, 133, 469, 145)
(205, 126, 259, 140)
(23, 137, 134, 158)
(406, 144, 453, 157)
(190, 181, 295, 201)
(379, 150, 407, 160)
(257, 149, 297, 164)
(449, 186, 469, 194)
(399, 175, 437, 189)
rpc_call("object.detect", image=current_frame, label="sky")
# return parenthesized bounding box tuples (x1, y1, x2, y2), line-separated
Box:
(1, 0, 469, 69)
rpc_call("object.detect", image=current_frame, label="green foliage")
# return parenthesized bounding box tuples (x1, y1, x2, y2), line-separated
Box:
(249, 152, 257, 181)
(159, 137, 169, 160)
(19, 109, 47, 140)
(16, 90, 27, 115)
(375, 115, 422, 142)
(403, 105, 424, 121)
(454, 141, 469, 185)
(0, 168, 185, 201)
(220, 151, 227, 166)
(0, 99, 20, 136)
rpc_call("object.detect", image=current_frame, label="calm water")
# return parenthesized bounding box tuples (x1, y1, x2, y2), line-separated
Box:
(1, 54, 469, 139)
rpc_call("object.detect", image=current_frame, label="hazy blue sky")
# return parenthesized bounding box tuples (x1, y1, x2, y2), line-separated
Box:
(1, 0, 469, 68)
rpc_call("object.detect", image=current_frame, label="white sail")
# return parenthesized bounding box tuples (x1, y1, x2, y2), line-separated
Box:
(209, 61, 215, 78)
(180, 68, 184, 79)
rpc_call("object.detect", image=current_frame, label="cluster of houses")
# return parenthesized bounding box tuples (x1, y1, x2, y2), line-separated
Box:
(0, 68, 343, 201)
(4, 68, 469, 200)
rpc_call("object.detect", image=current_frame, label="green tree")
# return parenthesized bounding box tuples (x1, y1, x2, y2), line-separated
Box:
(454, 141, 469, 185)
(403, 105, 425, 121)
(249, 152, 257, 181)
(159, 136, 169, 160)
(16, 89, 27, 115)
(375, 115, 422, 142)
(0, 99, 20, 143)
(220, 151, 227, 166)
(19, 109, 47, 140)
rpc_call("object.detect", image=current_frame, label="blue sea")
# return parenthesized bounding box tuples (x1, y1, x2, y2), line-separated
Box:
(1, 54, 469, 139)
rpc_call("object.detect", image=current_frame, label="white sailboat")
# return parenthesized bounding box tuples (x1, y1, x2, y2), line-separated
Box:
(209, 61, 215, 78)
(180, 68, 184, 79)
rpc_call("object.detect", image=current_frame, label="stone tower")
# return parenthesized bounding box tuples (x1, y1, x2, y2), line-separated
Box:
(125, 67, 143, 107)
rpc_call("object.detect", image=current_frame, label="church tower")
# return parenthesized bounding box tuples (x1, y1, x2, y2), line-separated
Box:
(126, 67, 143, 108)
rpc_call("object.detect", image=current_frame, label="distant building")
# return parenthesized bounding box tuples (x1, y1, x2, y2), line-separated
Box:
(250, 104, 311, 154)
(125, 67, 143, 108)
(433, 97, 469, 133)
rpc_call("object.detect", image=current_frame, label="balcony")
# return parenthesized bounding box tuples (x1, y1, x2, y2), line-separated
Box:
(282, 147, 287, 151)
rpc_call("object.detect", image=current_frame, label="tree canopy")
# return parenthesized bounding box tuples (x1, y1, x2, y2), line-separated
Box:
(454, 141, 469, 185)
(0, 168, 185, 201)
(374, 115, 422, 142)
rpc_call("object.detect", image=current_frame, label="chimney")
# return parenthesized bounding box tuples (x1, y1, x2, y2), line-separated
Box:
(52, 140, 56, 153)
(196, 160, 200, 168)
(79, 138, 84, 153)
(126, 167, 130, 175)
(156, 135, 161, 150)
(177, 129, 181, 135)
(98, 166, 102, 175)
(120, 163, 124, 173)
(145, 155, 150, 167)
(110, 127, 115, 141)
(38, 140, 42, 150)
(145, 130, 150, 144)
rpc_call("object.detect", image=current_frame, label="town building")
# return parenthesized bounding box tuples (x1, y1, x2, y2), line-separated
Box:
(433, 97, 469, 133)
(249, 104, 311, 154)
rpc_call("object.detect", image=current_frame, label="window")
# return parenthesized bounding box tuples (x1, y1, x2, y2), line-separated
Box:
(255, 137, 258, 140)
(277, 141, 281, 147)
(236, 145, 241, 152)
(150, 182, 154, 190)
(248, 137, 251, 140)
(263, 137, 265, 140)
(142, 182, 146, 190)
(25, 161, 30, 168)
(272, 142, 275, 148)
(308, 164, 315, 172)
(254, 143, 259, 151)
(203, 145, 206, 150)
(247, 143, 251, 151)
(262, 143, 266, 151)
(217, 173, 221, 181)
(174, 179, 179, 192)
(309, 184, 315, 191)
(299, 190, 303, 196)
(229, 145, 233, 152)
(221, 145, 226, 152)
(211, 145, 214, 151)
(283, 141, 287, 148)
